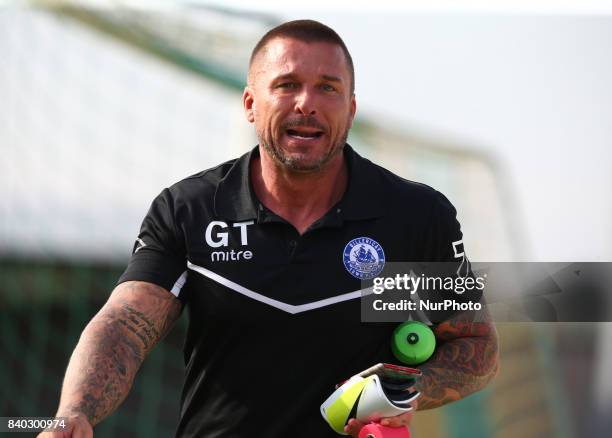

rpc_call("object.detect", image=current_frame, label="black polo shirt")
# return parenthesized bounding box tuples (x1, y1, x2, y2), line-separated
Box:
(119, 144, 466, 437)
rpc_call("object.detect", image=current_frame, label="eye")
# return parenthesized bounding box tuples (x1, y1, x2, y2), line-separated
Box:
(277, 82, 298, 89)
(321, 83, 337, 92)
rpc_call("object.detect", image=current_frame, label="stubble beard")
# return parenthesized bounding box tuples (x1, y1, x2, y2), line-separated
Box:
(258, 124, 350, 174)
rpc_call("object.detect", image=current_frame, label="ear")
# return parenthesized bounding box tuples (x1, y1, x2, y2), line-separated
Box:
(347, 93, 357, 129)
(243, 86, 255, 123)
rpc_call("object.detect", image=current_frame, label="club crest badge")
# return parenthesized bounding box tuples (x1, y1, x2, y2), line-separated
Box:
(343, 237, 385, 280)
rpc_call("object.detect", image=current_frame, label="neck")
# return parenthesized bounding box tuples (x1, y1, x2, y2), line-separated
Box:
(251, 146, 348, 234)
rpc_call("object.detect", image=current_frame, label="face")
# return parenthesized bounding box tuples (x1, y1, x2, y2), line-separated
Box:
(243, 38, 356, 173)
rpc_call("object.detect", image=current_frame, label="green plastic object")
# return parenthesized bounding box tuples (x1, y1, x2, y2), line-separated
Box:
(391, 321, 436, 365)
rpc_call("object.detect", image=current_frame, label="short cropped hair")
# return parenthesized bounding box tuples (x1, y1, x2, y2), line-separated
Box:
(249, 19, 355, 94)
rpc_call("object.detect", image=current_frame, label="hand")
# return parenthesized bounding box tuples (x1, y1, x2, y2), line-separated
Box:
(36, 413, 93, 438)
(343, 395, 418, 437)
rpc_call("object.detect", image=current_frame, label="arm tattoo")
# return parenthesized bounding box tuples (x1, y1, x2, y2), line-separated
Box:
(416, 310, 500, 410)
(58, 281, 181, 426)
(116, 304, 161, 352)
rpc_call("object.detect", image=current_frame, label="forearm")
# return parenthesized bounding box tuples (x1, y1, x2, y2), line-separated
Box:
(54, 281, 180, 426)
(56, 309, 146, 425)
(416, 333, 499, 410)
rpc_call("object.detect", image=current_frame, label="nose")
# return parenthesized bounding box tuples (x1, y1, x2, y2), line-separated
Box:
(294, 87, 317, 116)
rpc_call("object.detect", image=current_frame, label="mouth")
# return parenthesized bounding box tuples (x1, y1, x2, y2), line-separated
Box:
(285, 128, 325, 140)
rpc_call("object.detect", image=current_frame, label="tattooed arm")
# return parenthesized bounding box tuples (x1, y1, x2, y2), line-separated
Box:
(416, 309, 500, 410)
(345, 309, 499, 438)
(39, 281, 182, 437)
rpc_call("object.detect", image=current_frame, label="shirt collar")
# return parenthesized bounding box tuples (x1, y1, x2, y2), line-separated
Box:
(213, 144, 386, 223)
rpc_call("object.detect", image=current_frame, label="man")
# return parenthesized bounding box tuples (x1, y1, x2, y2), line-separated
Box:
(41, 20, 498, 438)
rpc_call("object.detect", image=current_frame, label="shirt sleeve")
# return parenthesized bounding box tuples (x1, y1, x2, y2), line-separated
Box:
(426, 190, 466, 263)
(420, 190, 482, 322)
(118, 188, 189, 303)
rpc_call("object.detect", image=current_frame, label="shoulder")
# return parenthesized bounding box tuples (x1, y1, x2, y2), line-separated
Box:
(160, 157, 239, 207)
(358, 155, 454, 215)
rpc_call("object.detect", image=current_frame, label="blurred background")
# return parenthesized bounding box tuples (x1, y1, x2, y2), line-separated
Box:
(1, 0, 611, 436)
